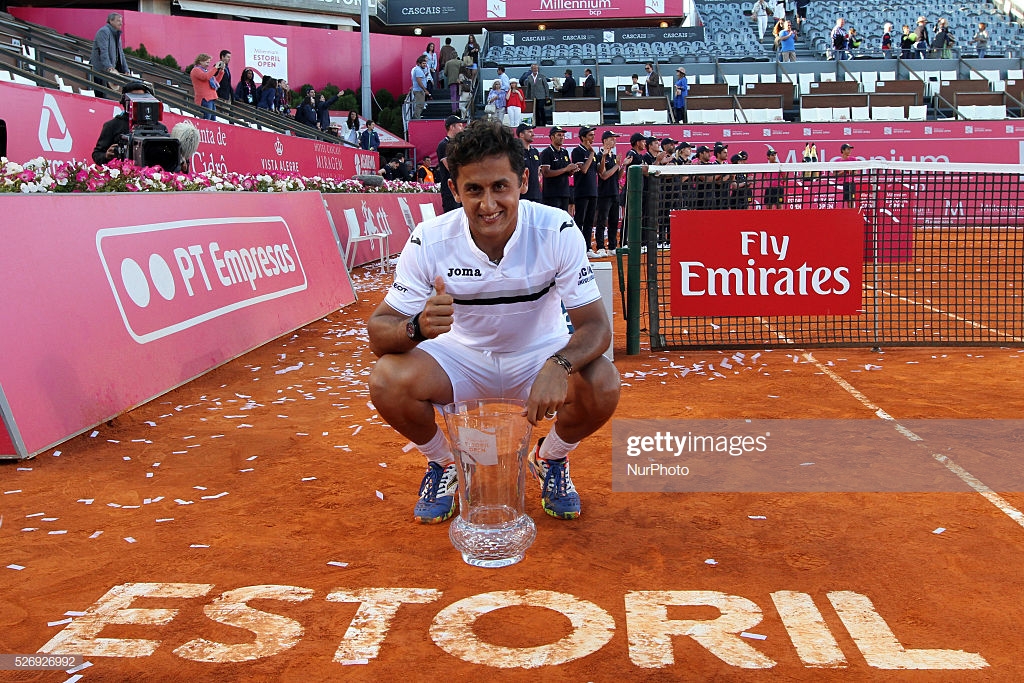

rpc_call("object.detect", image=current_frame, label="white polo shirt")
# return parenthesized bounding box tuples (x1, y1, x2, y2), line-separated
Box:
(385, 200, 600, 354)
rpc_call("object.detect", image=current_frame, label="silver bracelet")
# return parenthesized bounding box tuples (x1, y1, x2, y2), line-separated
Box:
(548, 353, 573, 376)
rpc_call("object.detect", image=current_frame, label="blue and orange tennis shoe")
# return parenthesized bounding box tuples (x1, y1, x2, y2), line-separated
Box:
(413, 462, 458, 524)
(528, 439, 581, 519)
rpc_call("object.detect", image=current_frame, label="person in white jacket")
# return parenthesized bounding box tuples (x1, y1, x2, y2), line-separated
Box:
(751, 0, 771, 40)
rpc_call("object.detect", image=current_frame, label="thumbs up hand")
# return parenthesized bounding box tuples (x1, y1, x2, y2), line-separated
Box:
(420, 275, 454, 339)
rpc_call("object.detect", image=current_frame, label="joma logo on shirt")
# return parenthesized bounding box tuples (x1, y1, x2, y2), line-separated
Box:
(447, 268, 482, 277)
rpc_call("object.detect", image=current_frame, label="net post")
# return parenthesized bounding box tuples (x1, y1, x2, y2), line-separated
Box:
(626, 165, 643, 355)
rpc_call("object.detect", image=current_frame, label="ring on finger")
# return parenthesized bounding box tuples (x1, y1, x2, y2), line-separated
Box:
(545, 410, 557, 419)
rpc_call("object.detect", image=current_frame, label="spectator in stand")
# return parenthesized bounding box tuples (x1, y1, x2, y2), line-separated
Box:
(216, 50, 233, 103)
(581, 69, 597, 98)
(445, 54, 464, 113)
(438, 38, 458, 87)
(795, 0, 810, 33)
(411, 54, 430, 120)
(458, 57, 476, 119)
(673, 67, 689, 123)
(779, 21, 797, 62)
(463, 36, 481, 66)
(189, 53, 225, 120)
(772, 0, 786, 29)
(360, 119, 381, 152)
(90, 13, 127, 90)
(848, 27, 862, 51)
(571, 125, 599, 257)
(594, 130, 622, 257)
(561, 70, 578, 97)
(523, 63, 551, 127)
(830, 17, 849, 61)
(416, 156, 435, 184)
(506, 79, 525, 128)
(881, 23, 894, 58)
(342, 111, 361, 146)
(915, 17, 931, 59)
(234, 68, 258, 105)
(630, 73, 642, 96)
(751, 0, 771, 41)
(497, 66, 510, 94)
(931, 17, 955, 58)
(643, 62, 662, 96)
(972, 22, 990, 58)
(316, 91, 340, 131)
(277, 80, 292, 115)
(772, 14, 787, 52)
(423, 42, 439, 89)
(295, 90, 318, 128)
(486, 80, 507, 121)
(900, 25, 914, 59)
(255, 76, 278, 110)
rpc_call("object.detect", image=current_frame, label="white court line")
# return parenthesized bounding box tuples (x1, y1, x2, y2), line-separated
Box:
(866, 284, 1024, 343)
(801, 350, 1024, 530)
(754, 317, 1024, 529)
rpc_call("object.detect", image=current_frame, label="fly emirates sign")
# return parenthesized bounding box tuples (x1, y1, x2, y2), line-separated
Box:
(670, 209, 864, 317)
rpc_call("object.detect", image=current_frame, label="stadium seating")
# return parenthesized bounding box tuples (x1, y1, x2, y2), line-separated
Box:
(0, 11, 333, 142)
(805, 0, 1024, 60)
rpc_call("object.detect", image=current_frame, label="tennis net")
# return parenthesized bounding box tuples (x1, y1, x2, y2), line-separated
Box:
(620, 161, 1024, 352)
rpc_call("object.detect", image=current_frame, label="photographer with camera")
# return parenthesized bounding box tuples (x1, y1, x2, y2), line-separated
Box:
(91, 81, 179, 171)
(189, 53, 226, 121)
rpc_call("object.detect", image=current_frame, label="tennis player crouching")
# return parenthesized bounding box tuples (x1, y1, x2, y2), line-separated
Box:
(368, 119, 620, 523)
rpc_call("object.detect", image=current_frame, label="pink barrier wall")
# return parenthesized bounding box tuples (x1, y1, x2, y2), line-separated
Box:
(327, 192, 443, 267)
(0, 191, 355, 459)
(2, 81, 376, 177)
(9, 7, 433, 96)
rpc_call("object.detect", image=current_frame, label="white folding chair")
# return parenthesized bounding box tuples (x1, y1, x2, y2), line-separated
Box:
(343, 207, 389, 271)
(907, 104, 927, 121)
(851, 106, 870, 121)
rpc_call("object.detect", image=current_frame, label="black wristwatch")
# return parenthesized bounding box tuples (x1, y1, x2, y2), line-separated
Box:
(406, 312, 426, 342)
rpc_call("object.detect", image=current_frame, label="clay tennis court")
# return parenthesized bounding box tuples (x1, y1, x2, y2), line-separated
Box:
(3, 264, 1024, 681)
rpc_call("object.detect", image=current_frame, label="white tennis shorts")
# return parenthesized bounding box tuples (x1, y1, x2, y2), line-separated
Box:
(419, 333, 570, 404)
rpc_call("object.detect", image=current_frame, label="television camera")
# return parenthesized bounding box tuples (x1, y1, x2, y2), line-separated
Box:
(116, 89, 181, 171)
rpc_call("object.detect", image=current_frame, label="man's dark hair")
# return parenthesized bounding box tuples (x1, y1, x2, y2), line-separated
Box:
(219, 49, 230, 59)
(446, 119, 525, 183)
